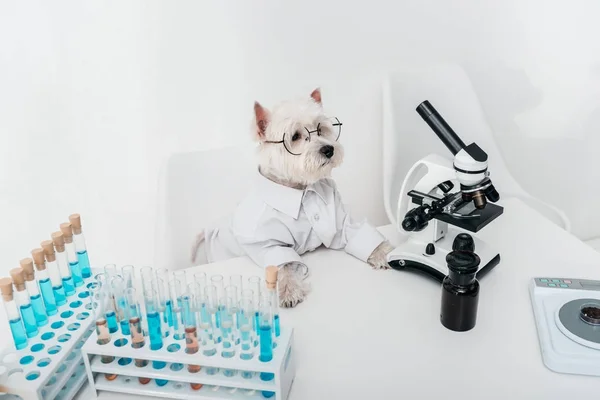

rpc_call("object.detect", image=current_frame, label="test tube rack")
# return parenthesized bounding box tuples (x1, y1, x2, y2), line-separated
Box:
(81, 325, 296, 400)
(0, 279, 96, 400)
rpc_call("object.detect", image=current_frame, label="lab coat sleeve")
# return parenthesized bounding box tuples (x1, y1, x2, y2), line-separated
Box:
(234, 218, 305, 269)
(331, 182, 386, 262)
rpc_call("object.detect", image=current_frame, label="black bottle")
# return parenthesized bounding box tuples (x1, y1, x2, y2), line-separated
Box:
(440, 250, 480, 332)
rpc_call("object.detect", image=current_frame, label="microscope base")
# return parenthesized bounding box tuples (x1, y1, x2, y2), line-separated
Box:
(387, 232, 501, 284)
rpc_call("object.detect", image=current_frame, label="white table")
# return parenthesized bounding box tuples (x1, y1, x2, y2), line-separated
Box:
(79, 197, 600, 400)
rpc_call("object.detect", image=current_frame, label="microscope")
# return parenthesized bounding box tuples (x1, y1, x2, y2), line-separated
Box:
(387, 100, 503, 283)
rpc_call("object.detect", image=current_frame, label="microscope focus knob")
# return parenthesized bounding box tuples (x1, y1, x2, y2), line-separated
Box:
(453, 233, 475, 252)
(426, 243, 436, 255)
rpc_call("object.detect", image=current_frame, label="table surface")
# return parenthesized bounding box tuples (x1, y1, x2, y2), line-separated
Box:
(76, 197, 600, 400)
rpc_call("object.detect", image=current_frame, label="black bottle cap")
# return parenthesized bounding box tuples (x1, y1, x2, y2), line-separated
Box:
(446, 251, 480, 275)
(426, 243, 435, 255)
(452, 233, 475, 252)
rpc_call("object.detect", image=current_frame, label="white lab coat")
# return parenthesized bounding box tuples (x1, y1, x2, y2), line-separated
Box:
(204, 170, 386, 270)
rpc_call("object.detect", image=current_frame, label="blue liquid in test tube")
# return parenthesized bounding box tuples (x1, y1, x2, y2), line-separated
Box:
(259, 298, 275, 387)
(39, 278, 57, 316)
(70, 214, 92, 279)
(9, 318, 28, 350)
(20, 258, 48, 326)
(77, 250, 91, 279)
(69, 260, 84, 287)
(62, 276, 75, 296)
(20, 303, 38, 338)
(30, 294, 48, 326)
(52, 286, 66, 306)
(274, 314, 281, 337)
(106, 310, 118, 333)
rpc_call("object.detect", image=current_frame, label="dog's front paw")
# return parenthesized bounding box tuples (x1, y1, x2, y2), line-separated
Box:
(367, 240, 394, 270)
(278, 264, 309, 308)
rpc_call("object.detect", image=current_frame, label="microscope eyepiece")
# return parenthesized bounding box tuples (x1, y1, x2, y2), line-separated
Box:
(416, 100, 466, 155)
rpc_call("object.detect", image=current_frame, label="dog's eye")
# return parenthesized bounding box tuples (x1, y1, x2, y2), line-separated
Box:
(292, 132, 301, 141)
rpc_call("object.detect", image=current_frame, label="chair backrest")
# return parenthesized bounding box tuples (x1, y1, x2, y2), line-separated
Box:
(153, 144, 258, 270)
(381, 63, 569, 230)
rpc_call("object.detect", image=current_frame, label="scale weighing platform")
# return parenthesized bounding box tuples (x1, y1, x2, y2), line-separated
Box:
(529, 277, 600, 377)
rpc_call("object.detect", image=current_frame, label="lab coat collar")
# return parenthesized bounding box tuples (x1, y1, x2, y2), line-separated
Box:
(256, 169, 328, 219)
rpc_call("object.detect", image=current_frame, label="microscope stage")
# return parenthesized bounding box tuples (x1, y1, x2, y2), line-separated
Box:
(435, 202, 504, 233)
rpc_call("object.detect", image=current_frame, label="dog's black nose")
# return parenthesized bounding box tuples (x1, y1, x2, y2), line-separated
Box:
(320, 145, 334, 159)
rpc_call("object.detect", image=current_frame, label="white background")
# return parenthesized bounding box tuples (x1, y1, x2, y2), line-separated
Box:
(2, 0, 600, 281)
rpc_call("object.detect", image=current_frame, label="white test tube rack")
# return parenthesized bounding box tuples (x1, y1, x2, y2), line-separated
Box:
(0, 279, 96, 400)
(81, 325, 296, 400)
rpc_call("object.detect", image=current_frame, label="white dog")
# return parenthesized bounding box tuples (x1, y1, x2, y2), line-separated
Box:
(192, 89, 393, 307)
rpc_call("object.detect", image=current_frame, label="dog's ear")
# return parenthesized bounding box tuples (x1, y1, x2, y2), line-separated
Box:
(253, 101, 270, 140)
(310, 88, 322, 104)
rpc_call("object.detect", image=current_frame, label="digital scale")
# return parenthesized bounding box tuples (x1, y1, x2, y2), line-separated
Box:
(529, 277, 600, 377)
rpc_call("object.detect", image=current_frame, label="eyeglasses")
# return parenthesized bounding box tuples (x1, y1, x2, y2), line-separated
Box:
(264, 116, 342, 156)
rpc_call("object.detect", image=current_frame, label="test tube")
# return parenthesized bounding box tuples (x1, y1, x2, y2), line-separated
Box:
(211, 274, 224, 330)
(139, 266, 154, 336)
(248, 276, 261, 339)
(168, 278, 185, 340)
(9, 268, 38, 338)
(239, 293, 255, 380)
(258, 295, 275, 378)
(238, 291, 254, 360)
(144, 288, 163, 350)
(155, 269, 172, 337)
(221, 286, 237, 377)
(174, 270, 188, 288)
(96, 273, 118, 333)
(227, 285, 241, 344)
(112, 276, 130, 335)
(121, 265, 135, 290)
(19, 258, 48, 326)
(210, 274, 224, 300)
(40, 241, 67, 305)
(59, 223, 84, 287)
(194, 272, 207, 293)
(182, 291, 202, 387)
(198, 287, 218, 375)
(0, 277, 28, 349)
(140, 266, 155, 295)
(230, 274, 242, 297)
(126, 288, 150, 384)
(45, 235, 75, 298)
(258, 294, 276, 399)
(206, 284, 222, 343)
(265, 266, 281, 344)
(69, 214, 92, 279)
(145, 289, 168, 386)
(31, 248, 58, 314)
(104, 264, 118, 281)
(93, 289, 116, 379)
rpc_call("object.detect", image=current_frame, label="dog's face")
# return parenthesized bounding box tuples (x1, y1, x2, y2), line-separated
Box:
(253, 89, 344, 187)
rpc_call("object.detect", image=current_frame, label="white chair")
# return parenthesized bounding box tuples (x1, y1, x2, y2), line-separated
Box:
(381, 63, 571, 232)
(153, 143, 258, 270)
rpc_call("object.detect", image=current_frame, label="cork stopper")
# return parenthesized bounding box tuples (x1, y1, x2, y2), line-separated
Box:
(265, 266, 278, 289)
(31, 248, 47, 270)
(69, 213, 82, 235)
(51, 231, 66, 252)
(41, 240, 57, 262)
(0, 277, 14, 301)
(9, 268, 25, 291)
(60, 222, 74, 243)
(20, 258, 35, 281)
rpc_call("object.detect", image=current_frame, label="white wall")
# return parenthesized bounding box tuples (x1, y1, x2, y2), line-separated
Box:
(2, 0, 600, 285)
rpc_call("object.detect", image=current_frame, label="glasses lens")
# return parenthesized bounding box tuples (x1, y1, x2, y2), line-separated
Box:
(330, 117, 342, 141)
(282, 129, 309, 155)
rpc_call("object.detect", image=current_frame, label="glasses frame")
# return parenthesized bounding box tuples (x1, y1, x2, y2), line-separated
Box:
(264, 117, 343, 156)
